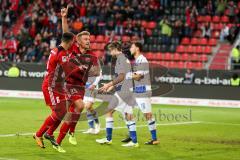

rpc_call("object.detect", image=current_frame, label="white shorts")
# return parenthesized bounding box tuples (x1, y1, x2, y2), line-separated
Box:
(136, 97, 152, 113)
(113, 93, 133, 114)
(83, 89, 95, 103)
(83, 96, 94, 103)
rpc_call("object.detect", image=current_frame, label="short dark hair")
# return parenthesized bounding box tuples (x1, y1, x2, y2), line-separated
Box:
(132, 41, 143, 52)
(108, 41, 122, 51)
(61, 32, 74, 43)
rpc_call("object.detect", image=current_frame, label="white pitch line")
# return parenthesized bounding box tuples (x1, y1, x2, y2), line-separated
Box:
(200, 121, 240, 126)
(0, 158, 18, 160)
(0, 121, 201, 138)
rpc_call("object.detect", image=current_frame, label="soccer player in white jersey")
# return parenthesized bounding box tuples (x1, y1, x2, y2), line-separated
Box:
(96, 41, 139, 147)
(125, 41, 159, 145)
(82, 66, 102, 134)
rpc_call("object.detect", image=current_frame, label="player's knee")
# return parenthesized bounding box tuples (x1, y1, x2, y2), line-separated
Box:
(145, 113, 152, 120)
(125, 113, 133, 121)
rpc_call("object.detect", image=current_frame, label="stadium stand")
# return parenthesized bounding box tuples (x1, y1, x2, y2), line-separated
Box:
(0, 0, 239, 69)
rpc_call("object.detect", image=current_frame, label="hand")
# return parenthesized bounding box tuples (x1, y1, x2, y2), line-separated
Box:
(79, 65, 88, 71)
(88, 84, 96, 91)
(99, 82, 113, 93)
(132, 73, 143, 81)
(61, 5, 69, 17)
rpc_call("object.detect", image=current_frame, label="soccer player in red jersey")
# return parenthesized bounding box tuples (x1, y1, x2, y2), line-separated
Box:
(53, 7, 100, 152)
(33, 32, 75, 150)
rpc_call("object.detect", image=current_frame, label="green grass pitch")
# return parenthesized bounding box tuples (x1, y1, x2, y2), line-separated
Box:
(0, 97, 240, 160)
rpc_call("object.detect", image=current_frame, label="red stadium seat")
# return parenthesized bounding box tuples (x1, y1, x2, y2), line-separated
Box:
(221, 16, 229, 23)
(186, 62, 194, 69)
(146, 29, 152, 36)
(194, 30, 202, 37)
(191, 53, 199, 61)
(212, 16, 220, 23)
(0, 41, 3, 50)
(164, 52, 172, 60)
(95, 35, 105, 43)
(224, 9, 230, 16)
(94, 50, 104, 58)
(148, 21, 157, 29)
(90, 35, 96, 42)
(209, 38, 217, 46)
(191, 38, 198, 45)
(177, 61, 185, 68)
(99, 43, 105, 50)
(196, 46, 203, 53)
(204, 16, 211, 22)
(176, 45, 185, 53)
(195, 62, 203, 69)
(91, 43, 98, 50)
(204, 46, 212, 54)
(197, 16, 203, 22)
(114, 35, 121, 41)
(186, 45, 195, 53)
(199, 38, 208, 45)
(181, 53, 189, 61)
(173, 53, 180, 61)
(146, 52, 154, 60)
(123, 21, 128, 28)
(181, 37, 190, 45)
(141, 20, 148, 28)
(156, 53, 163, 60)
(122, 36, 131, 42)
(104, 36, 110, 43)
(200, 54, 208, 62)
(168, 61, 176, 68)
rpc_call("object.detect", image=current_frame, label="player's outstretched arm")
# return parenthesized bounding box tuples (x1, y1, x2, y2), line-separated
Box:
(99, 73, 125, 93)
(61, 6, 69, 33)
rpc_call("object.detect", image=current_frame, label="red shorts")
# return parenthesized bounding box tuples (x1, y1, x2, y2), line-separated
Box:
(42, 85, 67, 108)
(65, 84, 85, 102)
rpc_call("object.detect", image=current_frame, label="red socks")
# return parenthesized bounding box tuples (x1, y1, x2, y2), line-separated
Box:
(36, 115, 56, 137)
(56, 122, 70, 145)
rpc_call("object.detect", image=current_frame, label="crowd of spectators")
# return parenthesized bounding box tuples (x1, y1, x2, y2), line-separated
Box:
(0, 0, 239, 64)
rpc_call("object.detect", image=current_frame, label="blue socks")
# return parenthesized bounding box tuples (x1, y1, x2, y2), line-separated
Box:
(127, 120, 137, 143)
(106, 117, 114, 141)
(148, 119, 157, 141)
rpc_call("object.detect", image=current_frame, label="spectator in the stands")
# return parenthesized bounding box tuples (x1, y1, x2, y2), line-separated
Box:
(4, 10, 11, 28)
(184, 69, 195, 84)
(185, 6, 197, 37)
(231, 45, 240, 69)
(201, 22, 212, 39)
(105, 19, 115, 38)
(216, 0, 227, 15)
(72, 18, 83, 33)
(220, 24, 229, 42)
(227, 1, 237, 23)
(159, 16, 172, 45)
(230, 73, 240, 86)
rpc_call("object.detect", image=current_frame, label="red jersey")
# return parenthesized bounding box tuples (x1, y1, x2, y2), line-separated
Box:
(42, 46, 70, 91)
(66, 50, 98, 86)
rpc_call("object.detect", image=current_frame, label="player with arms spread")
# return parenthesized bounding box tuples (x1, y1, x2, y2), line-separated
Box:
(96, 41, 139, 147)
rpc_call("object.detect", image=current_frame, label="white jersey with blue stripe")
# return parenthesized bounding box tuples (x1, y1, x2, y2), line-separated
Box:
(133, 54, 152, 97)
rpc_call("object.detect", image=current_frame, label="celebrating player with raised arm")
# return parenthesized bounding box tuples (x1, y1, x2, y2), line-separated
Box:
(34, 32, 75, 150)
(96, 41, 139, 147)
(52, 6, 100, 152)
